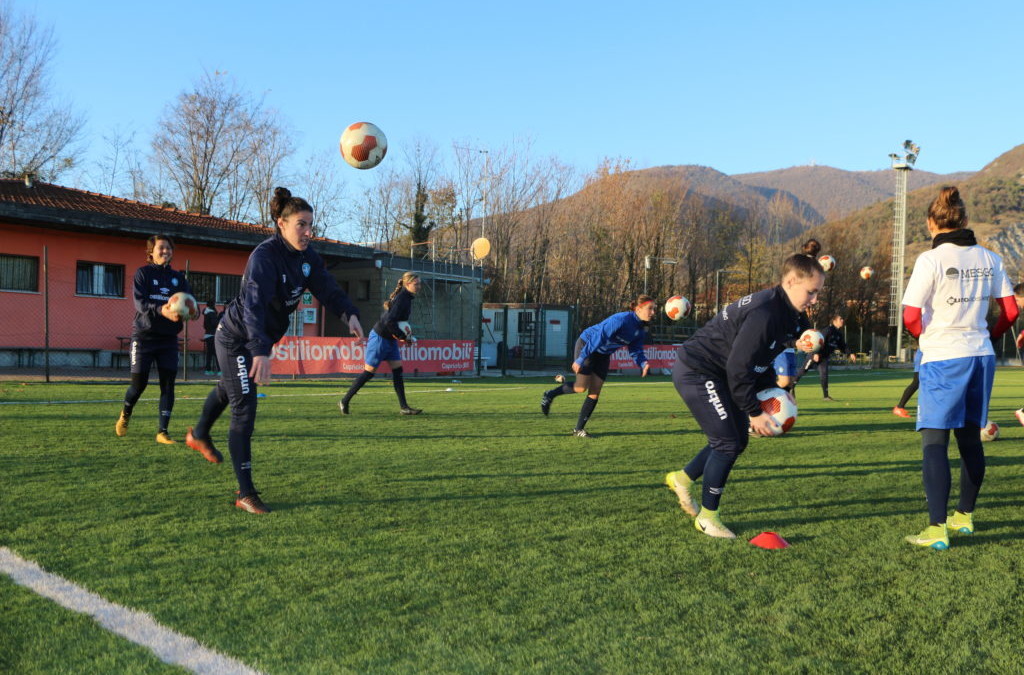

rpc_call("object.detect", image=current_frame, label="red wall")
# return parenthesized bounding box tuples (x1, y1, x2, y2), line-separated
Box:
(0, 223, 324, 351)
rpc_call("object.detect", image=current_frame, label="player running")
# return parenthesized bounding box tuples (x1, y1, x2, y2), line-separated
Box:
(185, 188, 363, 514)
(115, 234, 197, 445)
(664, 254, 820, 539)
(539, 295, 655, 437)
(339, 271, 423, 415)
(902, 186, 1017, 549)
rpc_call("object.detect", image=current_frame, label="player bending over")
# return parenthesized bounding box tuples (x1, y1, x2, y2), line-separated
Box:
(539, 295, 654, 437)
(665, 254, 820, 539)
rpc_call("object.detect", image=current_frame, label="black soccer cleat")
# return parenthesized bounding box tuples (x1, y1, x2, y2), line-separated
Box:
(540, 394, 553, 416)
(339, 399, 350, 415)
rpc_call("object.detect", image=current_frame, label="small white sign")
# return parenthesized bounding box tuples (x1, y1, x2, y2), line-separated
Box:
(302, 308, 317, 324)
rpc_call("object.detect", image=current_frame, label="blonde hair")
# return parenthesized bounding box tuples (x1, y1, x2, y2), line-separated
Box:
(384, 272, 419, 310)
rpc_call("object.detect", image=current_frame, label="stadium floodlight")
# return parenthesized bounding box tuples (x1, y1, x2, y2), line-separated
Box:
(888, 139, 921, 361)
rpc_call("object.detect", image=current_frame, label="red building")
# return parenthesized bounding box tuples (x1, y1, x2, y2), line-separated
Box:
(0, 178, 383, 372)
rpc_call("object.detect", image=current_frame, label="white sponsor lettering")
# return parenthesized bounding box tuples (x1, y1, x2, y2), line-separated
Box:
(236, 355, 250, 394)
(705, 380, 728, 420)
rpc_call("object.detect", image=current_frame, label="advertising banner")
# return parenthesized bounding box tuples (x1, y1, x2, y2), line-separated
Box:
(608, 344, 680, 370)
(270, 337, 475, 375)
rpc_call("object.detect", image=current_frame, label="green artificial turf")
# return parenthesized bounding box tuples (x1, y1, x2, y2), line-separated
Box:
(2, 369, 1023, 673)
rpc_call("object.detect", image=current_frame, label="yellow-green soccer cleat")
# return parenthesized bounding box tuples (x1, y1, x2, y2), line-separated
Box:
(905, 524, 949, 550)
(694, 508, 736, 539)
(664, 471, 700, 517)
(115, 412, 130, 437)
(947, 511, 974, 535)
(155, 431, 176, 445)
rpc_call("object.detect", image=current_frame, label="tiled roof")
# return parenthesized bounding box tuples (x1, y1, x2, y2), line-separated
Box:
(0, 178, 273, 236)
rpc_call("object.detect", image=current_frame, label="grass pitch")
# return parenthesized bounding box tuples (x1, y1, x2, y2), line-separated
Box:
(2, 369, 1024, 673)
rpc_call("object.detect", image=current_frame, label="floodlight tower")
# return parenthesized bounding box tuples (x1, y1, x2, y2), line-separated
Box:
(888, 140, 920, 361)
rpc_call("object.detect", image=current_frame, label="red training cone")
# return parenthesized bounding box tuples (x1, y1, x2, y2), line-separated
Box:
(750, 531, 790, 549)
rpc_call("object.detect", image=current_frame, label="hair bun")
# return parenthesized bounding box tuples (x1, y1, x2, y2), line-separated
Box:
(273, 186, 292, 201)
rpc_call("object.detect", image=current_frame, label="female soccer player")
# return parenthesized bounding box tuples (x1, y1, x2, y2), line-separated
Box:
(664, 254, 820, 538)
(201, 299, 221, 375)
(902, 186, 1016, 549)
(115, 234, 196, 445)
(339, 271, 422, 415)
(540, 295, 654, 437)
(186, 188, 363, 514)
(892, 349, 922, 418)
(797, 315, 856, 400)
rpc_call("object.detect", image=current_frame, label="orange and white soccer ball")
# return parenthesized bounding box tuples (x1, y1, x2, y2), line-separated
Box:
(340, 122, 388, 169)
(980, 420, 999, 441)
(167, 292, 198, 321)
(756, 387, 798, 436)
(860, 266, 874, 280)
(664, 295, 692, 321)
(818, 255, 836, 272)
(798, 329, 824, 354)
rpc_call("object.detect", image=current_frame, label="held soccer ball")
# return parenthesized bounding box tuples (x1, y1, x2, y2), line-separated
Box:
(167, 292, 198, 321)
(756, 387, 798, 436)
(397, 320, 413, 338)
(818, 255, 836, 272)
(980, 420, 999, 441)
(340, 122, 388, 169)
(860, 266, 874, 280)
(664, 295, 692, 321)
(798, 329, 824, 353)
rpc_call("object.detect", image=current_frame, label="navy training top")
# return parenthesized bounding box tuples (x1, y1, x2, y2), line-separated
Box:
(130, 263, 193, 341)
(576, 311, 649, 369)
(372, 288, 415, 340)
(218, 233, 360, 357)
(678, 285, 808, 417)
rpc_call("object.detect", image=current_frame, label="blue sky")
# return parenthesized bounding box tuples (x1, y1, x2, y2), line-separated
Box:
(26, 0, 1024, 192)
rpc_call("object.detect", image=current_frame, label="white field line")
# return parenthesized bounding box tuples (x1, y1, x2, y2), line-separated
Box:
(0, 547, 262, 675)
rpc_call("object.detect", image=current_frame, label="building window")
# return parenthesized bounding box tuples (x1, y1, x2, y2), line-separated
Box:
(356, 279, 370, 301)
(76, 261, 124, 297)
(188, 271, 243, 305)
(0, 254, 39, 292)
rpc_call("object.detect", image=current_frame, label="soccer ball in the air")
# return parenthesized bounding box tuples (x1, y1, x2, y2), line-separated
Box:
(756, 387, 798, 436)
(664, 295, 692, 321)
(167, 292, 198, 321)
(860, 266, 874, 280)
(980, 420, 999, 441)
(818, 255, 836, 272)
(798, 329, 824, 353)
(340, 122, 388, 169)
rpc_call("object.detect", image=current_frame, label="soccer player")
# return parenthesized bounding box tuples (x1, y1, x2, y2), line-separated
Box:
(798, 315, 856, 400)
(115, 235, 196, 445)
(774, 341, 798, 393)
(539, 295, 655, 437)
(902, 186, 1017, 549)
(201, 299, 221, 375)
(185, 187, 363, 515)
(664, 254, 820, 538)
(339, 271, 422, 415)
(1011, 284, 1024, 426)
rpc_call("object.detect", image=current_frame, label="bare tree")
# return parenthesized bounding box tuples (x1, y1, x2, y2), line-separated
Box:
(151, 71, 290, 219)
(0, 2, 84, 180)
(296, 148, 348, 240)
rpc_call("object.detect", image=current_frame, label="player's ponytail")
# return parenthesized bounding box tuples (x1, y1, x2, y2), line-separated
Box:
(269, 187, 313, 227)
(384, 272, 419, 310)
(927, 186, 967, 231)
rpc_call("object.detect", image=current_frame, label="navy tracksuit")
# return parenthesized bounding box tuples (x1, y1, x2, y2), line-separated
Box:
(193, 233, 359, 497)
(673, 285, 808, 510)
(800, 324, 850, 397)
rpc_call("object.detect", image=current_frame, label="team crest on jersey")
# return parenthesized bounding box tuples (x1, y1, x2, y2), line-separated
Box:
(152, 279, 158, 285)
(302, 262, 311, 277)
(172, 278, 179, 287)
(945, 267, 960, 280)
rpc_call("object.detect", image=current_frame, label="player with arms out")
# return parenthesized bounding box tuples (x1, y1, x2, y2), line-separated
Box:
(797, 315, 856, 401)
(339, 271, 423, 415)
(186, 187, 363, 514)
(540, 295, 655, 437)
(902, 186, 1016, 549)
(665, 254, 821, 538)
(115, 234, 197, 445)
